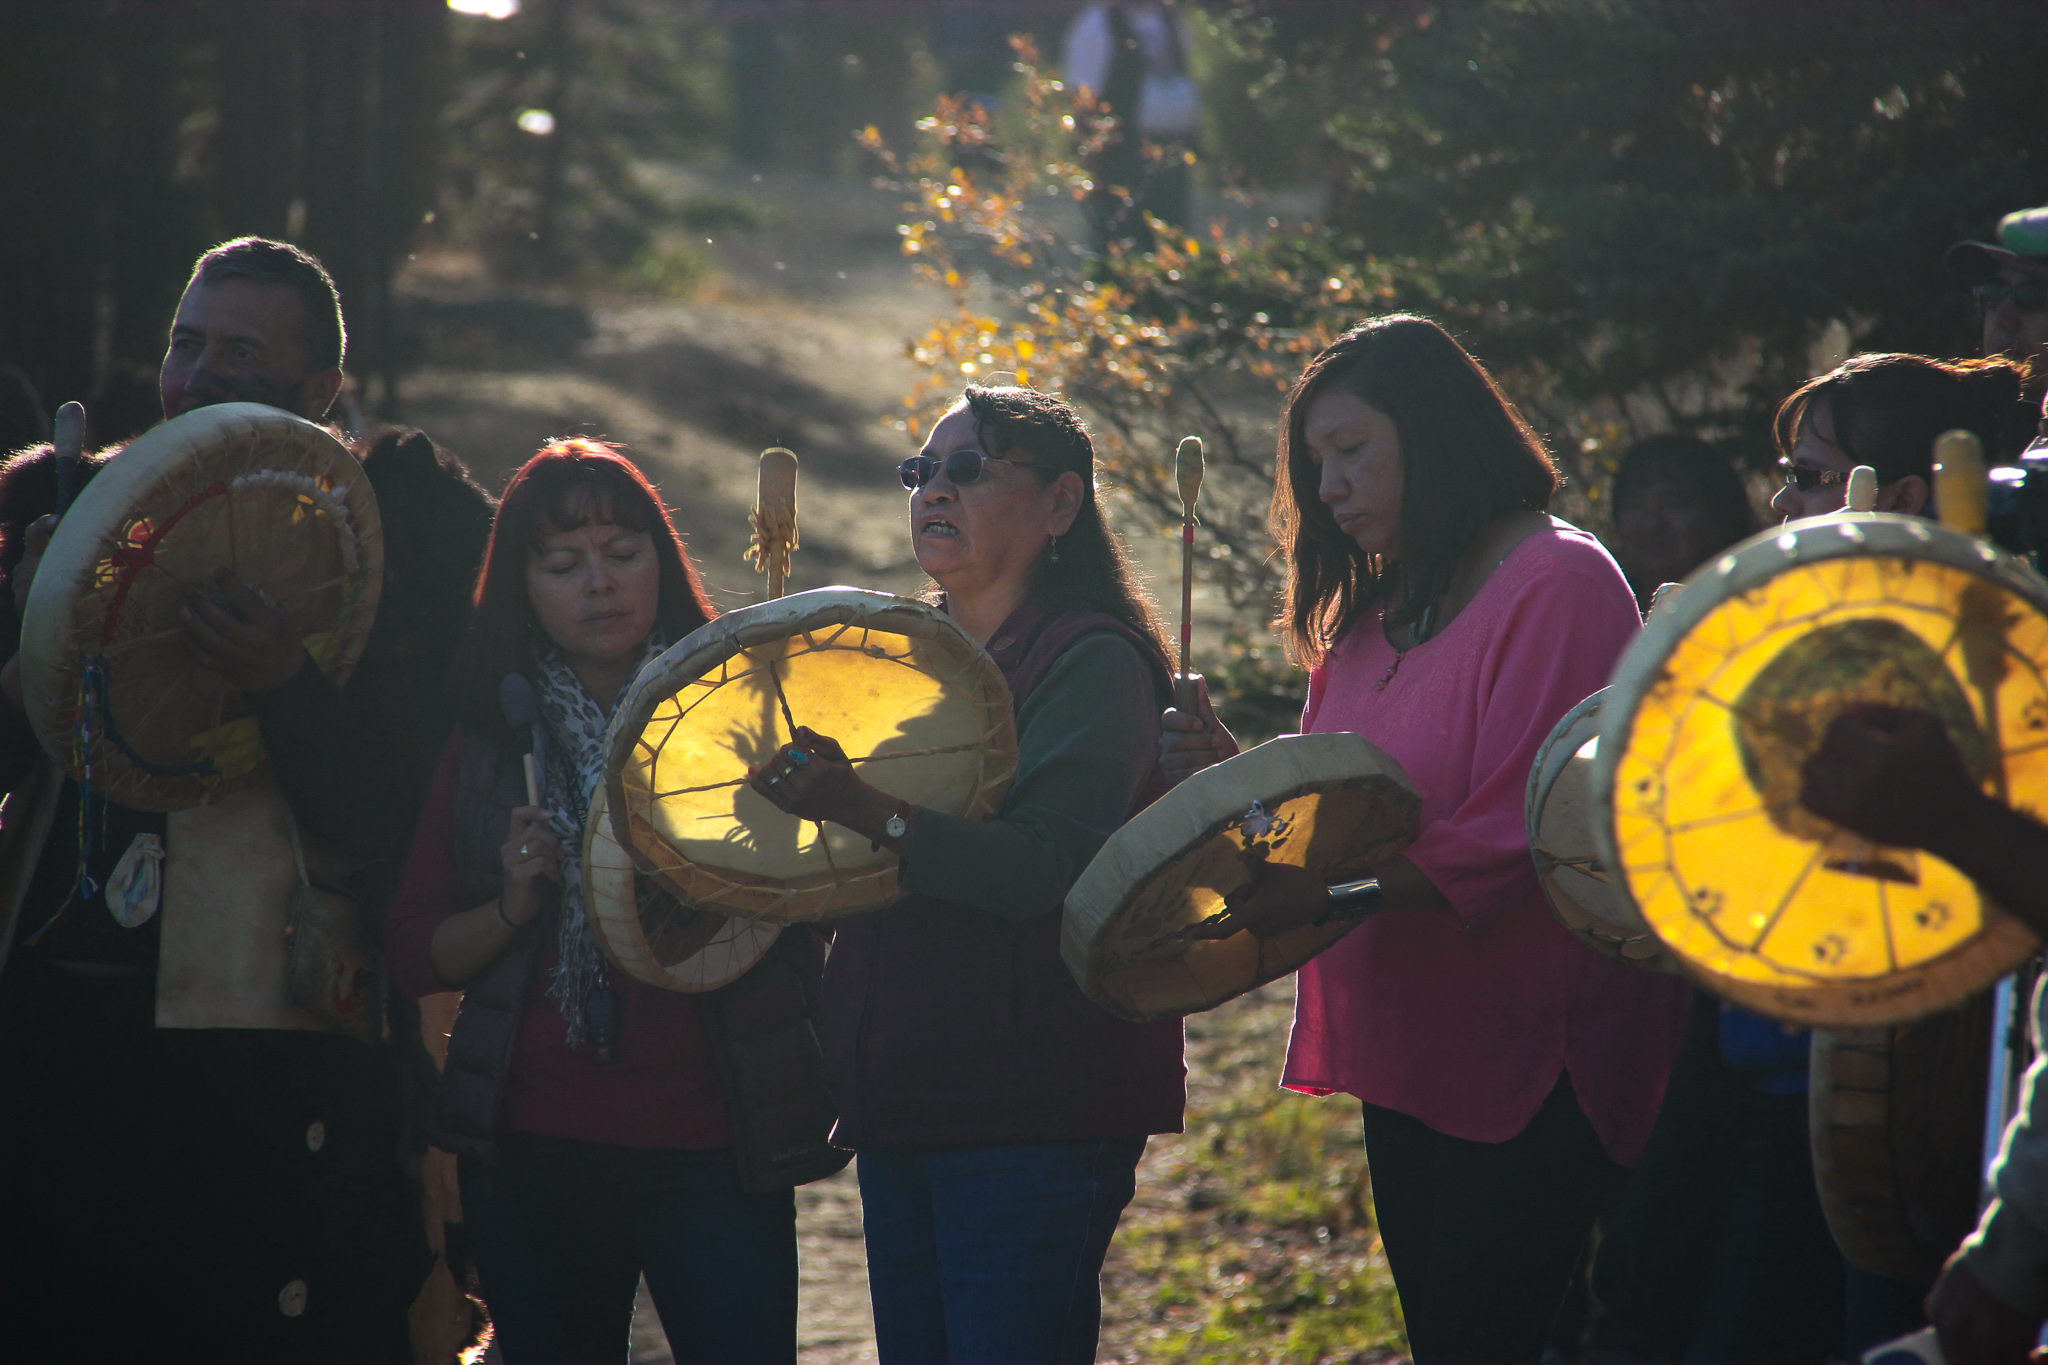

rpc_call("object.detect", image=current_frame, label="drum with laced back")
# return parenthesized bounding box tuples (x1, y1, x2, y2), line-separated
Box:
(1062, 732, 1421, 1022)
(1590, 510, 2048, 1027)
(1527, 688, 1680, 973)
(18, 402, 382, 811)
(603, 587, 1018, 923)
(584, 780, 782, 990)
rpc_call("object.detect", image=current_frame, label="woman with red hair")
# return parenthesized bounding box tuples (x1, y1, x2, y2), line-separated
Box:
(384, 440, 843, 1364)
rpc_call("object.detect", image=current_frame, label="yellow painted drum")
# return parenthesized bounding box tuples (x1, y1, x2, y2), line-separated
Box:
(19, 403, 381, 811)
(1592, 512, 2046, 1025)
(605, 588, 1017, 922)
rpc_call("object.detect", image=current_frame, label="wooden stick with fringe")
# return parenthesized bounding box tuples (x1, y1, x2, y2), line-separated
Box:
(748, 447, 800, 601)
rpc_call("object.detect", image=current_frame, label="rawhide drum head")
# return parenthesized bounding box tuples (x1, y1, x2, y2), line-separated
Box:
(1063, 732, 1420, 1022)
(20, 403, 381, 811)
(1593, 512, 2046, 1026)
(607, 588, 1017, 922)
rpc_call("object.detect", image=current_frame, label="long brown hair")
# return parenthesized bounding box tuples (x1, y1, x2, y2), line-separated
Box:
(1773, 353, 2028, 484)
(954, 385, 1173, 665)
(453, 438, 714, 734)
(1272, 315, 1560, 665)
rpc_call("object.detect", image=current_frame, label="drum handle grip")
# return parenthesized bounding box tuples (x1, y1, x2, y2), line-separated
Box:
(1316, 876, 1382, 926)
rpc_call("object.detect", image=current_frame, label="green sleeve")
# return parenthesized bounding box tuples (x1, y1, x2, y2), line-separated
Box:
(899, 632, 1161, 921)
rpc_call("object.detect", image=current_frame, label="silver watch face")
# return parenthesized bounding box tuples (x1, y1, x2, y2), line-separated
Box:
(884, 813, 908, 839)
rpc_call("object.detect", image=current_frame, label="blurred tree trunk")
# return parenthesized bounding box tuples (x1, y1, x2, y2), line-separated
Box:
(533, 0, 576, 278)
(215, 0, 296, 239)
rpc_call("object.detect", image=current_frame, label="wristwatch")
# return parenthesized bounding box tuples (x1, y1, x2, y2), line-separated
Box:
(883, 801, 911, 841)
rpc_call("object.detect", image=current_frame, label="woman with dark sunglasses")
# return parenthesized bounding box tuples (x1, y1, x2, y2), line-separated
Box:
(746, 386, 1184, 1365)
(1770, 352, 2028, 522)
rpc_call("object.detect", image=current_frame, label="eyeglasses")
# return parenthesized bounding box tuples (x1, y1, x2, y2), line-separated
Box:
(1973, 280, 2048, 314)
(1778, 458, 1851, 492)
(898, 449, 1044, 490)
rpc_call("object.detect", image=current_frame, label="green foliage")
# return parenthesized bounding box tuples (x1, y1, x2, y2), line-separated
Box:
(1211, 0, 2048, 440)
(873, 46, 1383, 626)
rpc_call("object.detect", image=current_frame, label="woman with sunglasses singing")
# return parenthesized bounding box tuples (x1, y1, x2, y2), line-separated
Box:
(1771, 352, 2029, 521)
(746, 386, 1184, 1365)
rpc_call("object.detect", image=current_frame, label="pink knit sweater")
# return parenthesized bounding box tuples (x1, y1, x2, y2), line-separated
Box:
(1283, 520, 1689, 1164)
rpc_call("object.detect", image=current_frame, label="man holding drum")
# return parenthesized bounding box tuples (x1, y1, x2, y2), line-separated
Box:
(0, 238, 474, 1362)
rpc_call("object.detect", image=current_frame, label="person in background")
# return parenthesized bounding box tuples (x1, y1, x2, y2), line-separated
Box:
(383, 441, 843, 1364)
(753, 386, 1184, 1365)
(1161, 315, 1690, 1363)
(1606, 433, 1758, 613)
(1948, 205, 2048, 395)
(1801, 705, 2048, 1365)
(1771, 352, 2029, 523)
(1062, 0, 1198, 253)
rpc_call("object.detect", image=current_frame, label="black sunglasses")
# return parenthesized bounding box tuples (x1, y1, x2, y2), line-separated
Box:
(898, 449, 1044, 490)
(1973, 280, 2048, 314)
(1778, 457, 1851, 492)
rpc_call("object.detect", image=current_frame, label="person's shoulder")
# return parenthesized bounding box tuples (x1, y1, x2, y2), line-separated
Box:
(1503, 517, 1632, 594)
(1488, 517, 1637, 625)
(1035, 627, 1168, 712)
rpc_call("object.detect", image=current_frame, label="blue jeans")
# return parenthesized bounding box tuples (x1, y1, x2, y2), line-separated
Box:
(459, 1133, 797, 1365)
(856, 1138, 1148, 1365)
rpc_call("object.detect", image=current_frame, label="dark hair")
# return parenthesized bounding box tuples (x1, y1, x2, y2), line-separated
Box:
(189, 237, 347, 373)
(954, 384, 1173, 666)
(1773, 353, 2029, 485)
(353, 427, 496, 651)
(453, 438, 714, 734)
(1272, 315, 1560, 664)
(1610, 434, 1757, 548)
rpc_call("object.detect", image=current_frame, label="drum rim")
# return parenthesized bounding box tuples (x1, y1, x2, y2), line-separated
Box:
(1527, 686, 1680, 972)
(1590, 510, 2048, 1023)
(583, 780, 746, 990)
(602, 586, 1019, 922)
(1062, 730, 1420, 1021)
(19, 402, 381, 811)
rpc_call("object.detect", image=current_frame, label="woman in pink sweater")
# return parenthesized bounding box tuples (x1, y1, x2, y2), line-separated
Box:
(1162, 315, 1690, 1363)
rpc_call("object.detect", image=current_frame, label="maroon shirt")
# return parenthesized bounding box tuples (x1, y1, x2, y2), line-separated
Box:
(386, 738, 732, 1150)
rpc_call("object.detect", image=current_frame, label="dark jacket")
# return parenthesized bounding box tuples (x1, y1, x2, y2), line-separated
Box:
(820, 603, 1187, 1148)
(431, 727, 848, 1191)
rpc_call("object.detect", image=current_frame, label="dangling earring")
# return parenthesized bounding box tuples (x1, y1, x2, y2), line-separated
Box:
(1048, 536, 1062, 563)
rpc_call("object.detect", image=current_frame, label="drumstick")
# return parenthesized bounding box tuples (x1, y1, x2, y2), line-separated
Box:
(750, 447, 800, 601)
(1934, 430, 1988, 534)
(1174, 436, 1203, 711)
(1845, 465, 1878, 513)
(499, 672, 547, 806)
(1935, 431, 2010, 801)
(53, 401, 84, 515)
